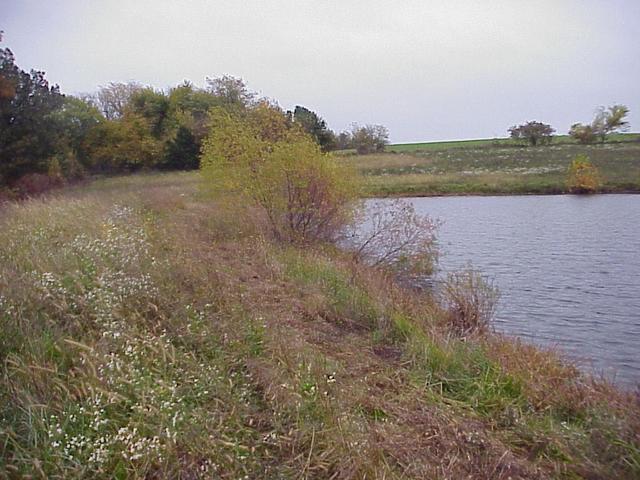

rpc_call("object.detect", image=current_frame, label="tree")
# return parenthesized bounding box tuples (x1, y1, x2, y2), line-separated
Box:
(569, 104, 630, 144)
(93, 82, 141, 120)
(566, 154, 601, 193)
(291, 105, 336, 152)
(0, 36, 14, 103)
(168, 81, 220, 142)
(351, 124, 389, 154)
(568, 123, 596, 144)
(508, 121, 555, 146)
(163, 125, 199, 170)
(83, 113, 161, 172)
(593, 104, 629, 142)
(0, 47, 65, 183)
(206, 75, 255, 111)
(49, 96, 104, 175)
(128, 87, 171, 138)
(335, 131, 353, 150)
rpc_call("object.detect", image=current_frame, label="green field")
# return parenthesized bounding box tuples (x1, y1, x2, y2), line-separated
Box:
(345, 134, 640, 196)
(385, 133, 640, 153)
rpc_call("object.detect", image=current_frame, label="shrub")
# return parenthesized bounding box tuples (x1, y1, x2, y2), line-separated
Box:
(12, 172, 63, 198)
(441, 269, 499, 337)
(569, 123, 597, 144)
(201, 103, 358, 243)
(567, 154, 601, 194)
(347, 200, 438, 279)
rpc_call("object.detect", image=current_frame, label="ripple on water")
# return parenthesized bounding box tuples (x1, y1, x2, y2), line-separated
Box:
(366, 194, 640, 388)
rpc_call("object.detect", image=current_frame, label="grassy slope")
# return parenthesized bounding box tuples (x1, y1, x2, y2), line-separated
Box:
(1, 172, 639, 479)
(385, 133, 640, 153)
(345, 134, 640, 196)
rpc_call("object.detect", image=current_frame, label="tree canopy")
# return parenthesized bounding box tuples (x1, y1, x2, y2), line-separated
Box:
(290, 105, 336, 152)
(0, 41, 379, 194)
(0, 47, 65, 183)
(351, 124, 389, 154)
(569, 104, 629, 144)
(508, 121, 555, 146)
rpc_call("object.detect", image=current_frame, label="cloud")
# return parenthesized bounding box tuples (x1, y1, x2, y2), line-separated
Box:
(3, 0, 639, 141)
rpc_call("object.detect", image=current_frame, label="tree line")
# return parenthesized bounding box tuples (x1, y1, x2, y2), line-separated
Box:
(0, 39, 388, 196)
(508, 105, 630, 146)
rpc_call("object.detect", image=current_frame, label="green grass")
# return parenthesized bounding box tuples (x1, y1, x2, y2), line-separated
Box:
(386, 133, 640, 153)
(344, 135, 640, 195)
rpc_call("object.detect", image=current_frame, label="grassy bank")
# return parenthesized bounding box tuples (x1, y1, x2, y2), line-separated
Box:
(344, 135, 640, 196)
(1, 172, 639, 479)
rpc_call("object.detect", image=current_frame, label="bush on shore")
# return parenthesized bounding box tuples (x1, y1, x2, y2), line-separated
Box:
(567, 154, 601, 193)
(201, 103, 358, 243)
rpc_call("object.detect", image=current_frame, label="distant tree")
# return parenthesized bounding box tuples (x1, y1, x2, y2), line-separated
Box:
(566, 154, 601, 193)
(0, 35, 14, 103)
(593, 104, 629, 142)
(508, 121, 555, 146)
(568, 123, 596, 144)
(168, 81, 220, 142)
(50, 96, 104, 173)
(291, 105, 336, 152)
(128, 87, 171, 137)
(83, 114, 161, 172)
(569, 104, 630, 144)
(0, 47, 65, 183)
(94, 82, 141, 120)
(351, 124, 389, 154)
(335, 131, 353, 150)
(206, 75, 255, 110)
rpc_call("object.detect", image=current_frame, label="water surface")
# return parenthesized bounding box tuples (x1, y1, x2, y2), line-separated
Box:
(371, 195, 640, 387)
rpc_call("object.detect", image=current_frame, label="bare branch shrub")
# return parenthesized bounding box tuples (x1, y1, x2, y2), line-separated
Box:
(347, 200, 438, 278)
(441, 269, 499, 337)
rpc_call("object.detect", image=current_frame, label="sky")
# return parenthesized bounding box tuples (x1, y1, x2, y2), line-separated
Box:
(3, 0, 639, 143)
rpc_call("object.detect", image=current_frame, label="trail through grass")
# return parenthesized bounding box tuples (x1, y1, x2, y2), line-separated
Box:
(1, 172, 638, 479)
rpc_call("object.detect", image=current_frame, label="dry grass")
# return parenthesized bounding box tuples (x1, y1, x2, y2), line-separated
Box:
(346, 141, 640, 196)
(1, 171, 639, 479)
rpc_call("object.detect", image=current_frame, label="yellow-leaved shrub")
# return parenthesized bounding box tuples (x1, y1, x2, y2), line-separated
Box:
(201, 102, 358, 243)
(566, 154, 601, 194)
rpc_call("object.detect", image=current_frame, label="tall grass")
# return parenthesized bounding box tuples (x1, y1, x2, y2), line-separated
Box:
(1, 172, 638, 479)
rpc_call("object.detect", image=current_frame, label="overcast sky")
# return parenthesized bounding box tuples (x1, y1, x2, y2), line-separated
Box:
(3, 0, 639, 143)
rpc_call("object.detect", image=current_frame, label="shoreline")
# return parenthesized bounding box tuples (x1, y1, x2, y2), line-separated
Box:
(361, 188, 640, 198)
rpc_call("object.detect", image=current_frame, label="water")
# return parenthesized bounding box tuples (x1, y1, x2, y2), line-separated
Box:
(367, 195, 640, 388)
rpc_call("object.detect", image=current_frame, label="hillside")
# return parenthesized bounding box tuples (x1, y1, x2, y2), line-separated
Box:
(343, 134, 640, 196)
(1, 172, 638, 479)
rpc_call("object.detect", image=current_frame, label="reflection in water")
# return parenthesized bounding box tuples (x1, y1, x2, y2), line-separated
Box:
(365, 195, 640, 387)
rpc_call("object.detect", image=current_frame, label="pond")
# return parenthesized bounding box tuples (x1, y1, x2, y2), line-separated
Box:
(367, 194, 640, 388)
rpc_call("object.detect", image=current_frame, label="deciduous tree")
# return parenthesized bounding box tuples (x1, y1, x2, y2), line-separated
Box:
(351, 124, 389, 154)
(206, 75, 255, 111)
(0, 47, 65, 183)
(291, 105, 336, 152)
(569, 104, 629, 144)
(94, 82, 141, 120)
(508, 121, 555, 146)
